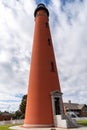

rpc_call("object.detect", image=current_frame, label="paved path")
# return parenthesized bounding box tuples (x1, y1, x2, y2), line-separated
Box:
(10, 125, 87, 130)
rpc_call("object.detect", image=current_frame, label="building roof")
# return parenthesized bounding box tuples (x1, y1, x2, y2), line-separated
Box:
(0, 112, 11, 116)
(64, 102, 85, 110)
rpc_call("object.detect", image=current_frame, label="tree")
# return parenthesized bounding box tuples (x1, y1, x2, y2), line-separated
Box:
(19, 95, 27, 118)
(11, 110, 22, 119)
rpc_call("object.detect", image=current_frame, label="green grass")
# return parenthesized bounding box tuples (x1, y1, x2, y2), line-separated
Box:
(0, 124, 13, 130)
(77, 120, 87, 126)
(0, 124, 21, 130)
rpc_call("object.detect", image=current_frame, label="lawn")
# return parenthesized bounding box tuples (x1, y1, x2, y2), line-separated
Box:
(0, 124, 21, 130)
(77, 120, 87, 126)
(0, 124, 13, 130)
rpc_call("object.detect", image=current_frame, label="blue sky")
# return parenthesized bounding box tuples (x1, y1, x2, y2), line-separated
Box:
(0, 0, 87, 112)
(36, 0, 50, 5)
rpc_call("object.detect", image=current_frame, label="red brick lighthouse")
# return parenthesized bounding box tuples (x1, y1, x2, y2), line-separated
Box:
(24, 3, 65, 128)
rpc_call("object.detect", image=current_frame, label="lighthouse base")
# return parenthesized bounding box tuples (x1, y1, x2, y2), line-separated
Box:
(23, 124, 53, 128)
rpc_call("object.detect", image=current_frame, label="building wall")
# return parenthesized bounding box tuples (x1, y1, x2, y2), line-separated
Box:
(0, 115, 11, 121)
(64, 105, 87, 117)
(80, 105, 87, 117)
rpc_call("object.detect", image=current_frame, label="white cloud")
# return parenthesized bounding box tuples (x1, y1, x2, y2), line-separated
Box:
(0, 0, 35, 111)
(0, 50, 10, 63)
(49, 0, 87, 104)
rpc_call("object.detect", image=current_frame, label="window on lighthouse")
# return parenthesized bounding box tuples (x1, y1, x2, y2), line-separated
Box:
(48, 38, 51, 46)
(51, 61, 55, 72)
(45, 22, 48, 27)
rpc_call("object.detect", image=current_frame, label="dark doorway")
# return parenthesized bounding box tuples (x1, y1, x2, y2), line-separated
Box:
(55, 97, 61, 115)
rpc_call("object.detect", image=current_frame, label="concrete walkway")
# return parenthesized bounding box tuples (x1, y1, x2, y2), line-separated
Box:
(9, 125, 87, 130)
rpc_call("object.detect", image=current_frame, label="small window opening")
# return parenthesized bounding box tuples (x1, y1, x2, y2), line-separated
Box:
(55, 97, 61, 115)
(48, 38, 51, 45)
(51, 61, 55, 72)
(45, 22, 48, 27)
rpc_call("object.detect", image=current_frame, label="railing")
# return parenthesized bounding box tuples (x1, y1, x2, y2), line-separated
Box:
(65, 113, 78, 128)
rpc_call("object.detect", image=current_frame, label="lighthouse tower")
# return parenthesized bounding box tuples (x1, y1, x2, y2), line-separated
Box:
(24, 3, 64, 128)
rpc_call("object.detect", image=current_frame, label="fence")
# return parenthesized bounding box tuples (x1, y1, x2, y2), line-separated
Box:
(0, 119, 24, 126)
